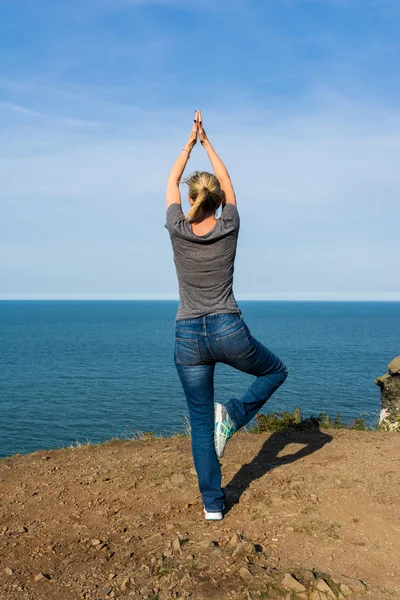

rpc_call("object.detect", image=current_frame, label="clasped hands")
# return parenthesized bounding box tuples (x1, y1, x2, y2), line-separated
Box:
(187, 110, 207, 150)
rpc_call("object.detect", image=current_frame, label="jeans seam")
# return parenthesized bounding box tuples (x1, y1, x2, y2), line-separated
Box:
(204, 335, 217, 362)
(210, 317, 243, 336)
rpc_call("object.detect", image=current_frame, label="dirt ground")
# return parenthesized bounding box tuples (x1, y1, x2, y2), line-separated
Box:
(0, 430, 399, 600)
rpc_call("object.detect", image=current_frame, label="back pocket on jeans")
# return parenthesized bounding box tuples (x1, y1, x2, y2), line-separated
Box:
(215, 326, 252, 359)
(175, 337, 201, 366)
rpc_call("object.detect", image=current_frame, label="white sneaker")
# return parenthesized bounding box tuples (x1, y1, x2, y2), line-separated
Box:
(203, 507, 224, 521)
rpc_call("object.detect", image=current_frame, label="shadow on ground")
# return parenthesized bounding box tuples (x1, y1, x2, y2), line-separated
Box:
(224, 429, 333, 512)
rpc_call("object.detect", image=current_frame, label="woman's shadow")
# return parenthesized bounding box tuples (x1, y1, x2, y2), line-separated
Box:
(224, 429, 333, 512)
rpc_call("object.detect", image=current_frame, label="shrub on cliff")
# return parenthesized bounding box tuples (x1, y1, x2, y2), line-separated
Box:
(249, 407, 369, 433)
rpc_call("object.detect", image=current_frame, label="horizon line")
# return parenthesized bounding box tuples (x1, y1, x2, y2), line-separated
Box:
(1, 294, 400, 302)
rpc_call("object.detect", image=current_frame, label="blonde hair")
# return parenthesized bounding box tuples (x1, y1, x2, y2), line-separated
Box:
(183, 171, 222, 223)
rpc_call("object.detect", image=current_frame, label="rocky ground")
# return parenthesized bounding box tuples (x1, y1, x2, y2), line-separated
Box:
(1, 429, 399, 600)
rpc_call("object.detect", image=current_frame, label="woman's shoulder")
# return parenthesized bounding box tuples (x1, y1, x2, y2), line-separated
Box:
(165, 203, 186, 233)
(220, 203, 240, 229)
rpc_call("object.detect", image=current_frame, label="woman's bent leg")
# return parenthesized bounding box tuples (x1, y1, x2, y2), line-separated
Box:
(210, 323, 288, 430)
(175, 363, 225, 512)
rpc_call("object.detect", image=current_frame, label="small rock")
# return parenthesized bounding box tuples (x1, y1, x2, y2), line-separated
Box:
(140, 587, 153, 596)
(144, 532, 163, 544)
(289, 479, 303, 488)
(232, 541, 256, 558)
(34, 573, 51, 582)
(166, 523, 175, 531)
(5, 567, 13, 576)
(340, 583, 353, 596)
(327, 572, 367, 593)
(91, 538, 102, 546)
(16, 526, 28, 533)
(108, 573, 116, 580)
(198, 539, 214, 549)
(238, 566, 253, 581)
(172, 537, 181, 553)
(120, 577, 130, 592)
(229, 533, 241, 545)
(170, 472, 186, 484)
(281, 573, 307, 593)
(99, 584, 112, 596)
(314, 579, 336, 599)
(296, 570, 315, 585)
(262, 555, 279, 568)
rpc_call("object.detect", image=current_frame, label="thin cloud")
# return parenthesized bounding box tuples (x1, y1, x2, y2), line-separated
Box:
(0, 102, 42, 117)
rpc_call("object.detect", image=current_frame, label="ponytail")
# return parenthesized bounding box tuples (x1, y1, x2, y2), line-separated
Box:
(183, 171, 222, 223)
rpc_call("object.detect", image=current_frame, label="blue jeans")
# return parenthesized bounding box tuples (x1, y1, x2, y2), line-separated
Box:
(174, 312, 288, 512)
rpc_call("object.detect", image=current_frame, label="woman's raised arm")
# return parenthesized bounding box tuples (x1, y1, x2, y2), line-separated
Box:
(166, 114, 198, 208)
(197, 111, 237, 207)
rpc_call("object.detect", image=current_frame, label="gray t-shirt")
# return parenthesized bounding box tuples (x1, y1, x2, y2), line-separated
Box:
(165, 203, 240, 320)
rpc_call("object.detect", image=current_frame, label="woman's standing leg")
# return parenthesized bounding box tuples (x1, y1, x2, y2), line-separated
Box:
(175, 362, 225, 511)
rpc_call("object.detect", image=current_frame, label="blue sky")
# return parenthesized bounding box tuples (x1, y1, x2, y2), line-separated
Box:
(1, 0, 399, 300)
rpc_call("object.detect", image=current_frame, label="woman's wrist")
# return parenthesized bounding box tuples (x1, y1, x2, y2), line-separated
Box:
(183, 139, 196, 154)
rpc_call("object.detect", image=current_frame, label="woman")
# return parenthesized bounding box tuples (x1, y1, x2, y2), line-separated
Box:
(165, 111, 288, 521)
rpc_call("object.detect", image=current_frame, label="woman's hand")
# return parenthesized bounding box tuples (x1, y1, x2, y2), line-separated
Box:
(185, 111, 199, 151)
(196, 110, 208, 145)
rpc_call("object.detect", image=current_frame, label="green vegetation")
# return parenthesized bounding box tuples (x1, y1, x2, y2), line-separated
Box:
(248, 407, 379, 433)
(157, 557, 180, 576)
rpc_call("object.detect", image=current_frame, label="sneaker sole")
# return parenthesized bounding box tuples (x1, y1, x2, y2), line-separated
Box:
(214, 403, 228, 459)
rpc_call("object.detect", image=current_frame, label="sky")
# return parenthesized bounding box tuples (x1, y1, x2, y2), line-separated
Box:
(1, 0, 399, 300)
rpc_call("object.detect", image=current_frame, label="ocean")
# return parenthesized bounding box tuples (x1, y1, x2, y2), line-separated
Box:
(0, 301, 399, 458)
